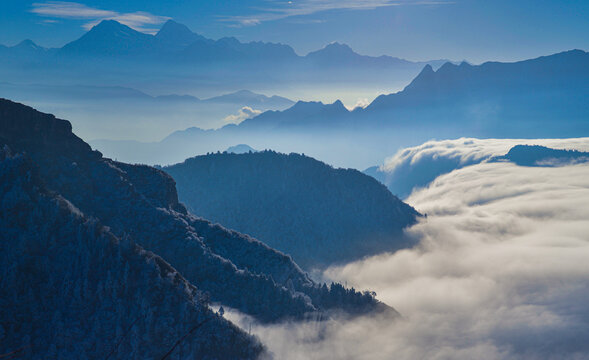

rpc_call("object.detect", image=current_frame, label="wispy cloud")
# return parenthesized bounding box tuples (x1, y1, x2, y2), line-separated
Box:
(220, 0, 453, 27)
(31, 2, 170, 34)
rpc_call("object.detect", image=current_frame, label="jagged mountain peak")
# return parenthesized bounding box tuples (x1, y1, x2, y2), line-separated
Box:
(290, 99, 348, 112)
(291, 100, 326, 111)
(156, 19, 206, 46)
(421, 63, 435, 74)
(331, 99, 347, 109)
(324, 42, 354, 51)
(60, 19, 157, 55)
(157, 19, 191, 35)
(307, 42, 356, 57)
(91, 19, 135, 33)
(231, 89, 257, 96)
(14, 39, 42, 49)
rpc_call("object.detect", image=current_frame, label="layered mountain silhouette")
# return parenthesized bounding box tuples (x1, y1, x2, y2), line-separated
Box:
(0, 20, 446, 113)
(94, 49, 589, 168)
(0, 19, 451, 150)
(232, 49, 589, 135)
(0, 98, 397, 357)
(0, 82, 294, 140)
(0, 19, 443, 68)
(163, 151, 420, 270)
(0, 82, 293, 109)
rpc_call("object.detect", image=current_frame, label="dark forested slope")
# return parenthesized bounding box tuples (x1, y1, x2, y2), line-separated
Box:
(164, 151, 420, 270)
(0, 99, 394, 357)
(0, 147, 263, 359)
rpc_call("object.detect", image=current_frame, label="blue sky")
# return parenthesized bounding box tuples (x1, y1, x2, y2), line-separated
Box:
(0, 0, 588, 63)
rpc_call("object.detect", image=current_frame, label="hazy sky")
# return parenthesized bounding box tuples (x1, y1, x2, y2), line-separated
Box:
(1, 0, 588, 63)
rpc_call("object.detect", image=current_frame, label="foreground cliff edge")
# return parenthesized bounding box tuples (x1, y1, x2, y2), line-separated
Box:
(0, 98, 397, 358)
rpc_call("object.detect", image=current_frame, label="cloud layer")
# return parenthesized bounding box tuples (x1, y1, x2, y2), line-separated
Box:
(376, 137, 589, 198)
(227, 138, 589, 359)
(381, 137, 589, 173)
(31, 2, 169, 34)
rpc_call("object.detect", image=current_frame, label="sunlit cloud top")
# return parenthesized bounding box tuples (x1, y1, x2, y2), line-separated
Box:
(31, 2, 170, 34)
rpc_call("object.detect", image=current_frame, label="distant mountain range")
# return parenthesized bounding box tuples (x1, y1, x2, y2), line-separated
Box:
(163, 151, 420, 270)
(0, 19, 449, 114)
(0, 98, 396, 357)
(0, 82, 291, 105)
(92, 49, 589, 168)
(0, 19, 446, 68)
(234, 48, 589, 135)
(0, 82, 294, 140)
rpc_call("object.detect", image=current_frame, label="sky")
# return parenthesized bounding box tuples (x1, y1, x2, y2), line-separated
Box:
(0, 0, 588, 63)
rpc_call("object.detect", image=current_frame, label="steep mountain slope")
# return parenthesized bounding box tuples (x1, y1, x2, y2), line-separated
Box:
(164, 151, 420, 270)
(363, 49, 589, 135)
(0, 147, 263, 359)
(0, 99, 393, 328)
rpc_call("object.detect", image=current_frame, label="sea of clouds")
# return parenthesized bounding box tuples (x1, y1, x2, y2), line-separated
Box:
(375, 137, 589, 198)
(227, 138, 589, 359)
